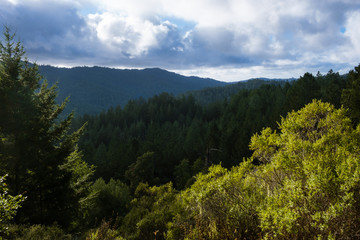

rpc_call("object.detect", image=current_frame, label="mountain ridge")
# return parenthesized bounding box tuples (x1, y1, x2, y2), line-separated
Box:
(38, 65, 295, 116)
(38, 65, 228, 116)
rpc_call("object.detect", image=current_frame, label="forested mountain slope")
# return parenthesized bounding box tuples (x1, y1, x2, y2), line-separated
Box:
(38, 65, 227, 115)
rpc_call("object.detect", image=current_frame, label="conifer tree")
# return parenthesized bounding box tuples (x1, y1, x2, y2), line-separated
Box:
(0, 27, 93, 228)
(342, 64, 360, 125)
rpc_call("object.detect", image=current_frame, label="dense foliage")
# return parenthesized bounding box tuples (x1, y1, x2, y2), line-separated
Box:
(1, 28, 360, 239)
(73, 68, 346, 189)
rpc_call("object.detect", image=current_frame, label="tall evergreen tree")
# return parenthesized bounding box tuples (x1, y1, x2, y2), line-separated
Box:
(0, 27, 93, 228)
(342, 64, 360, 125)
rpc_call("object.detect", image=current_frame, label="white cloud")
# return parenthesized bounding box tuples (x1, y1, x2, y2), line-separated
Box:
(344, 11, 360, 57)
(174, 65, 300, 82)
(87, 12, 174, 57)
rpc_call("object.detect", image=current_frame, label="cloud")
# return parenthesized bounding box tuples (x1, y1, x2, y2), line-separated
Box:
(0, 1, 98, 62)
(0, 0, 360, 81)
(344, 11, 360, 57)
(87, 13, 173, 57)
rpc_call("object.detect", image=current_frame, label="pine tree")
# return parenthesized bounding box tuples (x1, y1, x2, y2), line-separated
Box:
(0, 27, 93, 229)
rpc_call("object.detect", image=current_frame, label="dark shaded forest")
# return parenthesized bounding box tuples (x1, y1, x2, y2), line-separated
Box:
(1, 28, 360, 239)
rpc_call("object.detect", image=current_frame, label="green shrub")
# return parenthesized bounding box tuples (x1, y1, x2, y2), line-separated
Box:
(89, 178, 131, 227)
(166, 100, 360, 239)
(120, 182, 177, 240)
(251, 100, 360, 239)
(166, 163, 261, 240)
(86, 220, 124, 240)
(7, 224, 71, 240)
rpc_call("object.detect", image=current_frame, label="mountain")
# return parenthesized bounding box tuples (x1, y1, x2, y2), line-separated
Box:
(38, 65, 228, 116)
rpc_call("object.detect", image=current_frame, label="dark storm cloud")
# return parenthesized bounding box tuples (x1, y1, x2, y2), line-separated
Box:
(0, 1, 98, 61)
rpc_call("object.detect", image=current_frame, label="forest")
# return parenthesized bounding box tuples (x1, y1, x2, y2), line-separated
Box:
(1, 28, 360, 239)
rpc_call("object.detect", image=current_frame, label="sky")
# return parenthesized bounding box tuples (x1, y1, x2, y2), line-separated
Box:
(1, 0, 360, 82)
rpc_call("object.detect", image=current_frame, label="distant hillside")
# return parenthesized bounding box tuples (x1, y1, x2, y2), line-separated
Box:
(185, 78, 293, 105)
(38, 65, 228, 116)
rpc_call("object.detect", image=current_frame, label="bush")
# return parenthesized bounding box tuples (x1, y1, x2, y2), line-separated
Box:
(88, 178, 131, 227)
(86, 220, 124, 240)
(166, 163, 261, 240)
(251, 100, 360, 239)
(120, 182, 177, 240)
(166, 100, 360, 239)
(7, 224, 71, 240)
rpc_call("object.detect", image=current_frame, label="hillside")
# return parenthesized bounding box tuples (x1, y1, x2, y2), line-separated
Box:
(38, 65, 228, 115)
